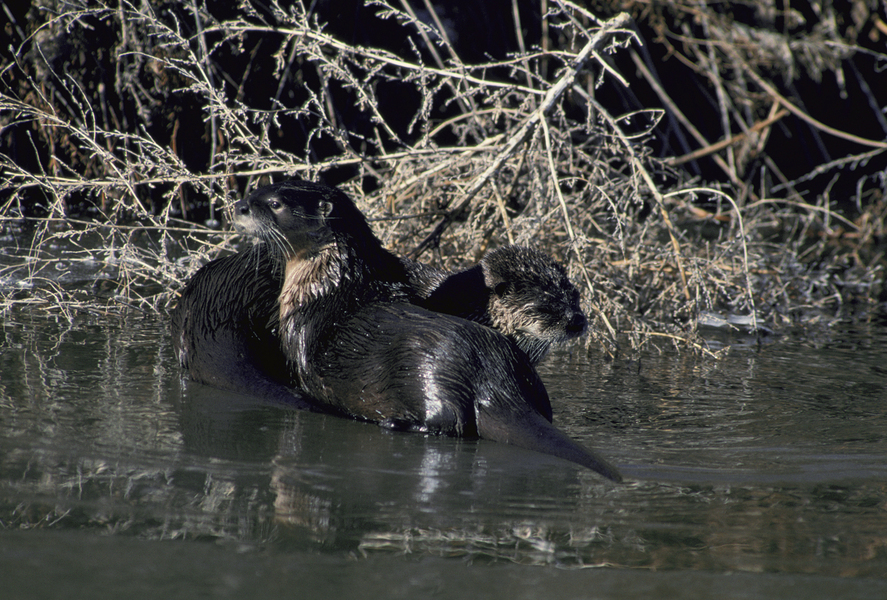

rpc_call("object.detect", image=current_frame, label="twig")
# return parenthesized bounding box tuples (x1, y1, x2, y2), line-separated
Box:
(769, 148, 887, 193)
(629, 48, 742, 188)
(540, 115, 617, 341)
(398, 0, 481, 131)
(510, 0, 536, 108)
(489, 180, 514, 245)
(2, 143, 505, 194)
(725, 46, 887, 150)
(203, 23, 546, 98)
(572, 86, 693, 302)
(408, 12, 632, 258)
(744, 197, 859, 232)
(663, 187, 756, 329)
(665, 109, 789, 167)
(623, 330, 722, 359)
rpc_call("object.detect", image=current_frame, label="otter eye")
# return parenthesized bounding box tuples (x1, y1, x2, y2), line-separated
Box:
(268, 199, 282, 210)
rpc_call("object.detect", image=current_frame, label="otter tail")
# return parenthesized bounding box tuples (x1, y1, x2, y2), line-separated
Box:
(477, 407, 623, 482)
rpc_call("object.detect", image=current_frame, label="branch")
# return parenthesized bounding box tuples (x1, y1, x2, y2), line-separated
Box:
(572, 86, 693, 302)
(726, 47, 887, 150)
(665, 109, 789, 167)
(408, 11, 633, 258)
(629, 49, 741, 187)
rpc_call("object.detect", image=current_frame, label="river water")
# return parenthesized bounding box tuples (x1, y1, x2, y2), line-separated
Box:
(1, 305, 886, 599)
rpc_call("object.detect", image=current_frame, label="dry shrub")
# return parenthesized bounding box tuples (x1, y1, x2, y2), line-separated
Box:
(1, 0, 884, 355)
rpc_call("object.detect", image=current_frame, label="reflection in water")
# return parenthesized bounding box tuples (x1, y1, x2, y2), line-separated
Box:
(416, 447, 448, 505)
(1, 307, 887, 585)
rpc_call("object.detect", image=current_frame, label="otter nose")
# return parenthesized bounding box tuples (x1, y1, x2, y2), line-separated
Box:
(566, 312, 587, 336)
(235, 201, 249, 215)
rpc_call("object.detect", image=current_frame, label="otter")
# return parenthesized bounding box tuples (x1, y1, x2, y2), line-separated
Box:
(402, 246, 588, 364)
(171, 206, 417, 406)
(234, 180, 621, 481)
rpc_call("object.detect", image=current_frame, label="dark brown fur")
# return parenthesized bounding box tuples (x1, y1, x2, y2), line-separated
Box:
(234, 180, 621, 481)
(170, 248, 316, 410)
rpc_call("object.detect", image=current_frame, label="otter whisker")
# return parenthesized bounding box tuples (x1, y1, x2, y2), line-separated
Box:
(261, 227, 293, 262)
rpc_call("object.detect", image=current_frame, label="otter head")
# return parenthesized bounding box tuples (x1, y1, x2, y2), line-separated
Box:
(234, 183, 337, 261)
(481, 246, 587, 363)
(233, 180, 391, 317)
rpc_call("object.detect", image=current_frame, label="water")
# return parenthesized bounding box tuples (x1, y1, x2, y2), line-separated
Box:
(1, 306, 886, 599)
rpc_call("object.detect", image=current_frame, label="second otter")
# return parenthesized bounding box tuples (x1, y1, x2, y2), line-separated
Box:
(403, 246, 587, 365)
(234, 181, 621, 481)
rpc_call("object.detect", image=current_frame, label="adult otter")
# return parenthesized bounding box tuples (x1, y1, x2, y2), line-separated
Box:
(234, 180, 621, 481)
(403, 246, 588, 364)
(171, 203, 417, 406)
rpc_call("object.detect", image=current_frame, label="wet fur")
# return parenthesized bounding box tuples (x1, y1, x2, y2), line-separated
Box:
(170, 248, 315, 410)
(234, 180, 621, 481)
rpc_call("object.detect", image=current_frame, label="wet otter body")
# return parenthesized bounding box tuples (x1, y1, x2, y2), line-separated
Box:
(403, 246, 587, 364)
(235, 180, 621, 481)
(173, 240, 579, 399)
(170, 248, 316, 410)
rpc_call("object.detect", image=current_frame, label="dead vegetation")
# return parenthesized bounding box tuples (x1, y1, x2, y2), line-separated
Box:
(1, 0, 885, 355)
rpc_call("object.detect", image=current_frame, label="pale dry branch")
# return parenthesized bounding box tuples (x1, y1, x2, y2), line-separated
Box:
(1, 0, 883, 352)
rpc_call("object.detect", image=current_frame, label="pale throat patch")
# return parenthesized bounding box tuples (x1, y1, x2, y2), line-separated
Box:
(279, 246, 343, 315)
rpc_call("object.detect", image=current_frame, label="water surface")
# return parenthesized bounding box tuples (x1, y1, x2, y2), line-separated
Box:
(1, 307, 886, 599)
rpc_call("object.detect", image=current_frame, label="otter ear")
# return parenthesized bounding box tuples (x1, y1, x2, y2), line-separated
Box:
(482, 263, 508, 296)
(318, 200, 334, 220)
